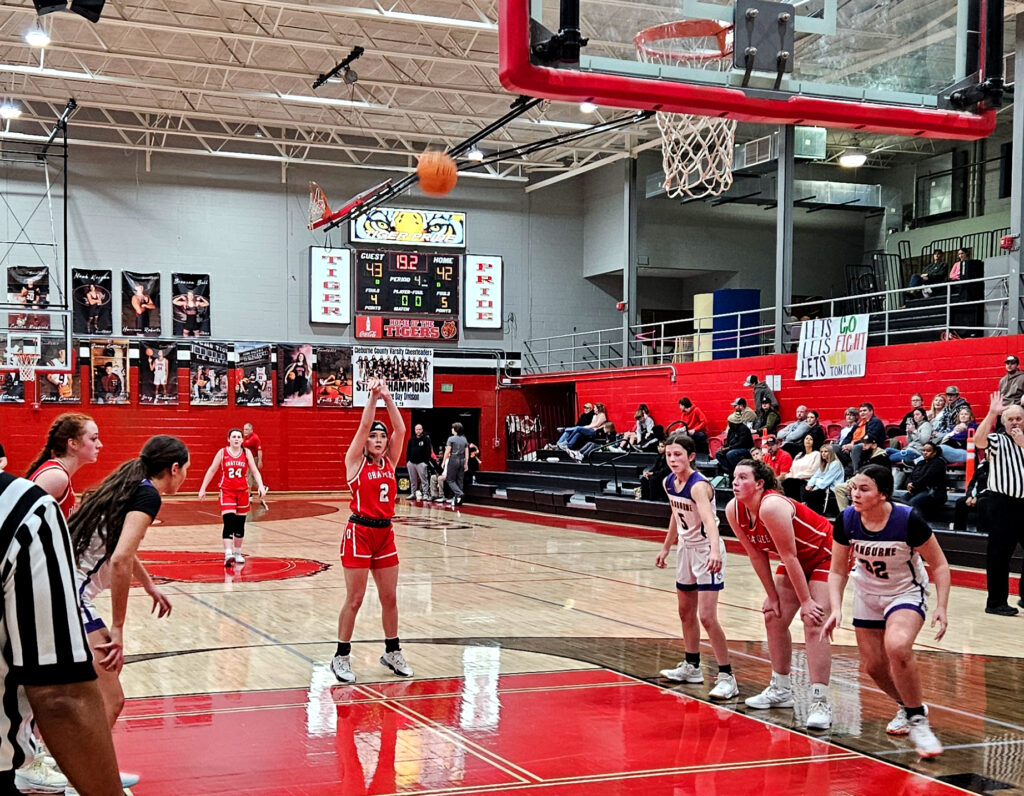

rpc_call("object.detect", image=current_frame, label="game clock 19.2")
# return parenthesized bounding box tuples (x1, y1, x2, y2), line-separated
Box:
(355, 250, 459, 315)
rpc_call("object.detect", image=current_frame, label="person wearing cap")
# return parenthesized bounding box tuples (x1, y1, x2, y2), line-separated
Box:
(762, 436, 792, 478)
(933, 386, 970, 437)
(727, 396, 757, 430)
(331, 378, 412, 684)
(755, 398, 781, 436)
(716, 401, 755, 480)
(999, 355, 1024, 407)
(745, 375, 778, 413)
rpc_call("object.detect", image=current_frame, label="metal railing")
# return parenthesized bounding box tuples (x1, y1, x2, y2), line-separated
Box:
(522, 274, 1009, 375)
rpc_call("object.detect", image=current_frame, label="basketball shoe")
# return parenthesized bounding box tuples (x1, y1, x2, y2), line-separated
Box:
(330, 654, 356, 683)
(887, 704, 928, 735)
(708, 672, 739, 699)
(659, 661, 704, 683)
(805, 696, 833, 730)
(381, 650, 413, 677)
(908, 715, 943, 758)
(744, 676, 794, 709)
(15, 756, 67, 793)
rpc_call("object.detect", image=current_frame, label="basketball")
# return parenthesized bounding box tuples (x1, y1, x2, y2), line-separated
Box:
(416, 150, 457, 196)
(145, 348, 153, 357)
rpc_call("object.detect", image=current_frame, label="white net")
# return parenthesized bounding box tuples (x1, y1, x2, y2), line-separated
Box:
(308, 181, 329, 229)
(13, 352, 38, 382)
(635, 21, 736, 200)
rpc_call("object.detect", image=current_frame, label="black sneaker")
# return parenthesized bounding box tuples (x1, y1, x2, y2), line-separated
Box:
(984, 604, 1019, 616)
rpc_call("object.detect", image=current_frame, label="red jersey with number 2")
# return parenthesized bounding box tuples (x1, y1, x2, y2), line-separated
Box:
(348, 458, 396, 521)
(219, 447, 249, 491)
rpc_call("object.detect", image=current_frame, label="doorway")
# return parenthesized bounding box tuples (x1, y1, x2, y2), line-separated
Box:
(410, 408, 481, 457)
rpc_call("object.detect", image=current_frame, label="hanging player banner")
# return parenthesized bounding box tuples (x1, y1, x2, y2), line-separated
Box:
(463, 255, 503, 329)
(190, 341, 229, 406)
(72, 269, 113, 335)
(137, 341, 178, 405)
(6, 266, 51, 332)
(349, 207, 466, 248)
(90, 339, 130, 404)
(795, 314, 870, 381)
(315, 346, 353, 408)
(121, 271, 161, 337)
(278, 343, 313, 407)
(171, 273, 212, 338)
(352, 346, 433, 408)
(38, 340, 80, 405)
(235, 343, 274, 407)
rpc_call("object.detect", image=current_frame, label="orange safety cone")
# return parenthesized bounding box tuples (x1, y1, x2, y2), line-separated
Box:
(965, 428, 976, 485)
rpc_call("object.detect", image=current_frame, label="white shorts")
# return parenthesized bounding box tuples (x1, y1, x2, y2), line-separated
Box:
(675, 539, 725, 592)
(852, 584, 928, 629)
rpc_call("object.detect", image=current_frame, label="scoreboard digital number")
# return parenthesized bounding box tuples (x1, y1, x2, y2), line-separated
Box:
(355, 250, 460, 315)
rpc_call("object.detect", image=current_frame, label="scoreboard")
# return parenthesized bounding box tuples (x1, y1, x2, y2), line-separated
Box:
(355, 250, 459, 315)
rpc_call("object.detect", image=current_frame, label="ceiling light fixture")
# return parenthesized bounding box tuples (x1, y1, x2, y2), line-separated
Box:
(466, 146, 484, 162)
(0, 102, 22, 120)
(579, 101, 598, 113)
(24, 28, 50, 47)
(838, 145, 868, 168)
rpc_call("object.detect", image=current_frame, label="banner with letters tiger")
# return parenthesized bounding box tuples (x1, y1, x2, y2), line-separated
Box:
(352, 346, 433, 408)
(137, 342, 178, 405)
(235, 343, 274, 407)
(190, 341, 229, 406)
(795, 314, 869, 381)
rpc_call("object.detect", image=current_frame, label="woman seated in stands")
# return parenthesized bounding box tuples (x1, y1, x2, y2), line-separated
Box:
(937, 406, 977, 464)
(803, 444, 845, 514)
(887, 407, 933, 466)
(780, 433, 822, 501)
(926, 393, 946, 422)
(623, 405, 655, 450)
(575, 422, 619, 460)
(835, 407, 859, 475)
(639, 440, 671, 502)
(903, 442, 948, 519)
(556, 403, 607, 451)
(756, 398, 781, 436)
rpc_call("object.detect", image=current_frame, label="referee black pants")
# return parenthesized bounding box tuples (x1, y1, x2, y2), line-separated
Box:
(981, 493, 1024, 608)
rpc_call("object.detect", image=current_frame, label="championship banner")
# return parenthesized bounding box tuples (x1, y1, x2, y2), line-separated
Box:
(121, 271, 161, 337)
(796, 314, 870, 381)
(349, 207, 466, 248)
(278, 343, 313, 407)
(171, 273, 211, 337)
(190, 341, 229, 406)
(316, 346, 353, 408)
(235, 343, 274, 407)
(354, 314, 458, 341)
(352, 346, 433, 408)
(39, 341, 80, 405)
(137, 342, 177, 405)
(464, 255, 503, 329)
(72, 269, 113, 335)
(90, 340, 130, 404)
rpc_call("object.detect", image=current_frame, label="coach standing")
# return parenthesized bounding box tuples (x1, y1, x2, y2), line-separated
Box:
(975, 391, 1024, 616)
(0, 473, 122, 793)
(243, 423, 268, 509)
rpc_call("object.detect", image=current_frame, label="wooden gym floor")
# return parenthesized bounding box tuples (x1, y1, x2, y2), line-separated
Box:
(101, 497, 1024, 795)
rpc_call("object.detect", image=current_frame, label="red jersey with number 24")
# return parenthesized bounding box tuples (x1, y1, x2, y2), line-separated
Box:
(219, 447, 249, 491)
(348, 458, 396, 521)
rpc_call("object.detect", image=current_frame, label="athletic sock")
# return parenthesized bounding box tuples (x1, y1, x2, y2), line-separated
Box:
(684, 652, 700, 667)
(223, 541, 233, 556)
(717, 664, 732, 675)
(810, 682, 829, 699)
(385, 637, 401, 653)
(772, 672, 791, 689)
(336, 641, 351, 658)
(905, 705, 926, 719)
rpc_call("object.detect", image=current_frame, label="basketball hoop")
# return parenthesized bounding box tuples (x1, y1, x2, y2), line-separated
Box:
(635, 20, 737, 200)
(13, 352, 38, 383)
(308, 182, 331, 230)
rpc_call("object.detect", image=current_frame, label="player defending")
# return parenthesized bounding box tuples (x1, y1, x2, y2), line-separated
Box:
(726, 459, 834, 730)
(198, 428, 268, 566)
(331, 378, 410, 683)
(823, 464, 949, 757)
(655, 433, 737, 699)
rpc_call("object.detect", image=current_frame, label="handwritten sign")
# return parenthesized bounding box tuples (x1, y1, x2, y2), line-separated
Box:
(795, 314, 869, 381)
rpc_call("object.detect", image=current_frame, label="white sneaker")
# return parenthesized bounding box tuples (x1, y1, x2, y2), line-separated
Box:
(708, 672, 739, 699)
(414, 490, 423, 501)
(380, 650, 413, 677)
(15, 757, 67, 793)
(805, 696, 833, 730)
(120, 772, 141, 787)
(224, 553, 234, 568)
(744, 677, 794, 709)
(659, 661, 704, 683)
(887, 704, 927, 736)
(908, 715, 943, 758)
(234, 552, 245, 565)
(330, 654, 356, 683)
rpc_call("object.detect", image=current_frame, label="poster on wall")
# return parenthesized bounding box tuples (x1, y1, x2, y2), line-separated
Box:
(190, 341, 229, 406)
(137, 342, 178, 405)
(121, 272, 161, 337)
(72, 269, 113, 335)
(349, 207, 466, 248)
(277, 343, 313, 407)
(39, 341, 80, 404)
(171, 273, 211, 338)
(352, 346, 433, 408)
(315, 346, 353, 408)
(795, 314, 870, 381)
(90, 340, 130, 404)
(7, 266, 51, 333)
(235, 343, 274, 407)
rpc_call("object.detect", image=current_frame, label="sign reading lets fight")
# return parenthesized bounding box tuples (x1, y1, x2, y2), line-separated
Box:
(796, 314, 869, 381)
(464, 255, 503, 329)
(355, 315, 458, 341)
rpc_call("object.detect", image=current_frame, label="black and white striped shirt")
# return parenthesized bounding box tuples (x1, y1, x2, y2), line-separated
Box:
(986, 433, 1024, 499)
(0, 473, 95, 771)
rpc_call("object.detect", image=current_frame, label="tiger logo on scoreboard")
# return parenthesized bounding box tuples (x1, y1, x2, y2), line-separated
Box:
(350, 207, 466, 248)
(440, 320, 458, 340)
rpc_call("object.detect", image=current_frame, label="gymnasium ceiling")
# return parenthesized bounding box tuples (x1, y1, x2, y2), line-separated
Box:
(0, 0, 1019, 192)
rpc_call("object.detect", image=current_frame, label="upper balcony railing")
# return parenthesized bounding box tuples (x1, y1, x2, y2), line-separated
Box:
(521, 275, 1009, 375)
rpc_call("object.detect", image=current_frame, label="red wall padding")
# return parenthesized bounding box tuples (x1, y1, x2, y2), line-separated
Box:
(1, 369, 532, 493)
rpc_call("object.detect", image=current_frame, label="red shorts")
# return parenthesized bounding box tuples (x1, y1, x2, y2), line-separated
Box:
(220, 489, 250, 516)
(775, 548, 831, 584)
(341, 521, 398, 569)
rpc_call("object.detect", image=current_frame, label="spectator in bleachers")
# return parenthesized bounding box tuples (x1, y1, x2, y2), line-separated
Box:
(998, 355, 1024, 407)
(716, 412, 755, 481)
(727, 397, 757, 430)
(887, 407, 933, 469)
(953, 460, 987, 532)
(937, 406, 978, 463)
(780, 434, 822, 501)
(756, 398, 781, 436)
(933, 386, 969, 436)
(556, 403, 607, 450)
(835, 407, 859, 473)
(903, 442, 948, 519)
(744, 374, 778, 412)
(776, 405, 809, 454)
(783, 410, 826, 457)
(639, 440, 670, 501)
(948, 248, 969, 282)
(762, 436, 792, 478)
(576, 421, 619, 460)
(677, 397, 708, 452)
(926, 393, 946, 422)
(834, 437, 888, 509)
(843, 402, 886, 470)
(623, 405, 655, 450)
(900, 394, 925, 428)
(907, 249, 948, 296)
(804, 444, 844, 514)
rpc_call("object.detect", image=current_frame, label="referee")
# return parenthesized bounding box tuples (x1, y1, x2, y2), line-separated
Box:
(0, 473, 123, 794)
(975, 391, 1024, 616)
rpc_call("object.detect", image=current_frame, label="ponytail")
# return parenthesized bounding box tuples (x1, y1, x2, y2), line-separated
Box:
(26, 413, 94, 477)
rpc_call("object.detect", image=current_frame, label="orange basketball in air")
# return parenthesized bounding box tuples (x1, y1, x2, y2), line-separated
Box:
(416, 150, 458, 196)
